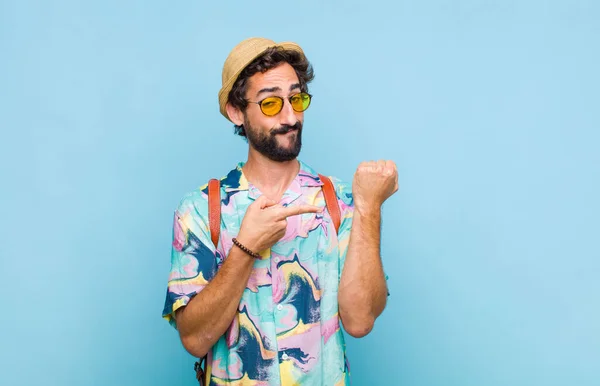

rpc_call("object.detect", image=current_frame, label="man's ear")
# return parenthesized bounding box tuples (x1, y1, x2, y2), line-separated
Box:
(226, 103, 244, 126)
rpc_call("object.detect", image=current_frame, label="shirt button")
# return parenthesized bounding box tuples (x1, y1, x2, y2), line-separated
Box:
(277, 304, 283, 311)
(282, 353, 289, 360)
(274, 257, 280, 263)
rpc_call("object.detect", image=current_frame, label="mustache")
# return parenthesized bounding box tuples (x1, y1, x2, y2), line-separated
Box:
(271, 121, 302, 135)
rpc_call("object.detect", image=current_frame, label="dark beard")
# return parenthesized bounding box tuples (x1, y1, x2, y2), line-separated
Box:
(244, 119, 303, 162)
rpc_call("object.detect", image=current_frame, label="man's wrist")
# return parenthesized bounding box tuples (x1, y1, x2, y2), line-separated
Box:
(354, 203, 381, 217)
(232, 237, 261, 259)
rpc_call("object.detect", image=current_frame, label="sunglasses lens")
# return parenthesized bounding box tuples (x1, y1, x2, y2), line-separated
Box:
(260, 97, 283, 116)
(291, 93, 311, 112)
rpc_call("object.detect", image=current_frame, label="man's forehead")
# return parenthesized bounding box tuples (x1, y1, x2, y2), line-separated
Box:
(247, 63, 299, 92)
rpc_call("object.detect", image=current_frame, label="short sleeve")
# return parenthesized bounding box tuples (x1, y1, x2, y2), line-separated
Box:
(332, 177, 390, 296)
(162, 192, 219, 328)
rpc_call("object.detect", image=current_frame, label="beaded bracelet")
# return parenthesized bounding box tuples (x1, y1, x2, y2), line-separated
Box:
(232, 238, 261, 259)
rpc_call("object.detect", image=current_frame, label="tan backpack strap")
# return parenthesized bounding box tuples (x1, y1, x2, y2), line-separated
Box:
(208, 178, 221, 250)
(318, 174, 341, 234)
(199, 179, 220, 385)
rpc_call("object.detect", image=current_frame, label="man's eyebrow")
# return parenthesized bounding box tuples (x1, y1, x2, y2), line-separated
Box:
(256, 87, 282, 98)
(256, 84, 301, 98)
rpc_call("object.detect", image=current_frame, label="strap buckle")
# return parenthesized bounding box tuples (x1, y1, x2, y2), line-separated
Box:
(194, 357, 206, 385)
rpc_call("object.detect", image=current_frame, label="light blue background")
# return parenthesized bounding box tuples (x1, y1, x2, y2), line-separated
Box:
(1, 1, 598, 385)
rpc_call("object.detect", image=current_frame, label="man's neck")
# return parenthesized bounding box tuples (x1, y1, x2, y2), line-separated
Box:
(242, 150, 300, 202)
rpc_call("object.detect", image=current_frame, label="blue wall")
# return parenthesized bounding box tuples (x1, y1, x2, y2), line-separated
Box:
(1, 1, 598, 385)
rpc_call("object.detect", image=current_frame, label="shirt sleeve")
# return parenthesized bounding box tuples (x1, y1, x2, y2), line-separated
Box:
(332, 177, 390, 296)
(162, 192, 220, 328)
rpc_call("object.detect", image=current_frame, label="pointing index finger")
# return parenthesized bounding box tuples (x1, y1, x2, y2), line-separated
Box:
(276, 204, 322, 219)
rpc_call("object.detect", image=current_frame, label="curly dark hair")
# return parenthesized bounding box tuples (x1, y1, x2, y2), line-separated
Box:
(227, 47, 314, 137)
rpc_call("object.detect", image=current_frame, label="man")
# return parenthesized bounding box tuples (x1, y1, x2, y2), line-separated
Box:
(162, 37, 398, 385)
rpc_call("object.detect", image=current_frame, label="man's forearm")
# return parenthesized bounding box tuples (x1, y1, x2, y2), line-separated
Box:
(175, 246, 255, 357)
(338, 207, 388, 337)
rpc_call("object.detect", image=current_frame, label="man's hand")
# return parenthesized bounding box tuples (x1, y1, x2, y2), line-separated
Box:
(236, 195, 322, 253)
(352, 160, 398, 215)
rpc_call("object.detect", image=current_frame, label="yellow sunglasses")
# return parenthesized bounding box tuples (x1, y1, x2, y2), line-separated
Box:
(248, 92, 312, 116)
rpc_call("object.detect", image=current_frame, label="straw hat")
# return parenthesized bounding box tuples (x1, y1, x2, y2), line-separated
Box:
(218, 37, 305, 121)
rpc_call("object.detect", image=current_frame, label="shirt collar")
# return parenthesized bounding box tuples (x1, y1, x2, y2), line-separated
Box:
(222, 159, 324, 193)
